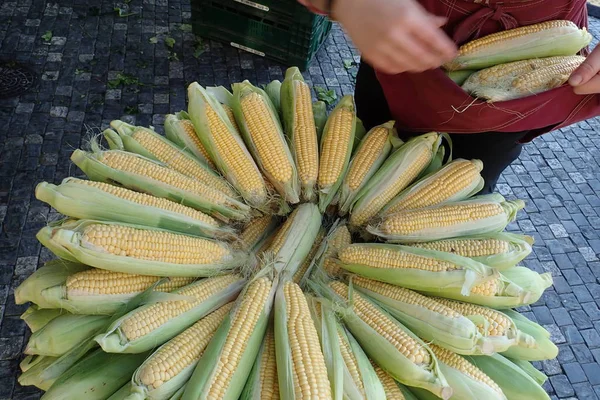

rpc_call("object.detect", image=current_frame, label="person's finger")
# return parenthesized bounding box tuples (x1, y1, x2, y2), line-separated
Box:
(572, 73, 600, 94)
(388, 34, 442, 71)
(412, 19, 458, 61)
(569, 50, 600, 86)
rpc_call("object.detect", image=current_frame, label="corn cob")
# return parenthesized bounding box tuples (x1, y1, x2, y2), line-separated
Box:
(500, 309, 559, 361)
(372, 362, 419, 400)
(233, 214, 279, 253)
(232, 80, 301, 203)
(381, 158, 484, 215)
(313, 100, 328, 140)
(337, 243, 497, 296)
(443, 20, 592, 71)
(20, 354, 50, 373)
(315, 280, 452, 399)
(108, 384, 133, 400)
(20, 307, 64, 333)
(368, 194, 525, 243)
(71, 146, 250, 222)
(462, 55, 585, 101)
(240, 321, 279, 400)
(349, 275, 492, 355)
(187, 82, 270, 209)
(317, 221, 352, 278)
(39, 268, 195, 315)
(36, 178, 234, 239)
(18, 355, 59, 390)
(338, 121, 401, 214)
(105, 121, 236, 197)
(469, 353, 550, 400)
(15, 259, 89, 309)
(127, 302, 234, 400)
(38, 219, 246, 277)
(165, 111, 215, 168)
(25, 314, 109, 357)
(427, 344, 507, 400)
(205, 86, 243, 131)
(317, 95, 357, 212)
(95, 274, 245, 353)
(292, 227, 326, 285)
(182, 270, 278, 400)
(281, 67, 320, 201)
(410, 232, 534, 270)
(40, 348, 150, 400)
(265, 79, 282, 115)
(350, 132, 442, 227)
(275, 281, 332, 399)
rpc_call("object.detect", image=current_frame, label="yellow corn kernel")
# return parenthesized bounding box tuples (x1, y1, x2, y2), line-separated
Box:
(178, 119, 215, 169)
(262, 209, 296, 255)
(283, 281, 332, 399)
(66, 268, 195, 296)
(339, 329, 365, 397)
(240, 92, 294, 185)
(339, 245, 459, 272)
(346, 126, 390, 190)
(74, 178, 218, 226)
(221, 104, 240, 132)
(322, 225, 352, 277)
(469, 278, 501, 297)
(330, 281, 430, 365)
(120, 274, 241, 341)
(512, 57, 584, 93)
(475, 56, 582, 84)
(205, 276, 273, 397)
(139, 302, 234, 389)
(430, 344, 503, 395)
(411, 238, 511, 257)
(234, 215, 275, 252)
(292, 228, 326, 284)
(292, 81, 319, 188)
(318, 108, 355, 187)
(259, 328, 279, 400)
(81, 223, 230, 264)
(435, 298, 511, 337)
(372, 362, 406, 399)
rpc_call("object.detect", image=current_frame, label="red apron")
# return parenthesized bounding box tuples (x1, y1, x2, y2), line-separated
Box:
(375, 0, 600, 142)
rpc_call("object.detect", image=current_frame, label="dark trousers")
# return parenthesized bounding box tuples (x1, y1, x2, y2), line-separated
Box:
(354, 60, 528, 194)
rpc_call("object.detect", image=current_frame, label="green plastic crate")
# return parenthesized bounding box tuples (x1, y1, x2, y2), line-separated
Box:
(198, 0, 324, 26)
(191, 0, 332, 70)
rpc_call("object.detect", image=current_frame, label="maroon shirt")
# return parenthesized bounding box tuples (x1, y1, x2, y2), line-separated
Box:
(300, 0, 599, 143)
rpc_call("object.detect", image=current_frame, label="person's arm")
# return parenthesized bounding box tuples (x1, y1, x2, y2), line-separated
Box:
(569, 45, 600, 94)
(297, 0, 458, 75)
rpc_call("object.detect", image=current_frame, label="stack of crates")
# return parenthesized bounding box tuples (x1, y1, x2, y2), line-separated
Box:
(191, 0, 332, 70)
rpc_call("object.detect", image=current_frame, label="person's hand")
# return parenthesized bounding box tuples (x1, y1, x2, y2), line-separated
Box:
(333, 0, 458, 74)
(569, 46, 600, 95)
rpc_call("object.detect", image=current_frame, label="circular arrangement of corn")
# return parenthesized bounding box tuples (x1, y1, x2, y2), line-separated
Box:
(15, 66, 557, 400)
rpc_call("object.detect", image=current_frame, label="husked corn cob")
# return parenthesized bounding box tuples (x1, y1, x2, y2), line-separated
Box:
(368, 194, 525, 243)
(95, 274, 245, 353)
(382, 159, 484, 215)
(412, 237, 511, 257)
(182, 272, 277, 400)
(165, 112, 215, 168)
(281, 67, 320, 201)
(233, 80, 300, 203)
(321, 223, 352, 277)
(318, 95, 357, 211)
(350, 132, 441, 227)
(372, 363, 417, 400)
(234, 214, 278, 252)
(275, 281, 332, 399)
(241, 323, 279, 400)
(222, 103, 240, 130)
(187, 82, 269, 209)
(127, 302, 234, 400)
(444, 20, 592, 71)
(463, 55, 585, 101)
(292, 227, 325, 284)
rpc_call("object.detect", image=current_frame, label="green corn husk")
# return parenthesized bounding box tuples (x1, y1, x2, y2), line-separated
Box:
(310, 279, 452, 400)
(25, 314, 110, 357)
(350, 132, 442, 227)
(367, 194, 525, 243)
(37, 219, 246, 277)
(70, 146, 250, 223)
(347, 275, 492, 355)
(187, 82, 271, 210)
(337, 243, 499, 296)
(108, 383, 134, 400)
(14, 259, 89, 308)
(96, 274, 246, 353)
(41, 348, 150, 400)
(338, 121, 402, 215)
(281, 67, 320, 202)
(182, 268, 278, 400)
(318, 95, 357, 212)
(443, 20, 592, 71)
(240, 319, 279, 400)
(506, 357, 548, 385)
(313, 101, 328, 140)
(169, 384, 186, 400)
(499, 310, 559, 361)
(353, 117, 367, 147)
(20, 354, 54, 373)
(164, 111, 214, 167)
(18, 355, 59, 390)
(232, 80, 301, 204)
(307, 296, 386, 400)
(265, 79, 282, 115)
(20, 306, 65, 332)
(380, 158, 484, 216)
(292, 226, 326, 287)
(308, 219, 351, 280)
(409, 232, 534, 271)
(127, 302, 233, 400)
(35, 178, 234, 239)
(446, 70, 476, 85)
(468, 353, 550, 400)
(419, 267, 552, 309)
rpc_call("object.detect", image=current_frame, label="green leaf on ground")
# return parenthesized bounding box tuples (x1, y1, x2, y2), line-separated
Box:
(42, 31, 53, 42)
(314, 86, 337, 105)
(165, 37, 175, 48)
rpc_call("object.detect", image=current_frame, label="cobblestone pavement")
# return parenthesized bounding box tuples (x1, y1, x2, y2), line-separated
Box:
(1, 1, 600, 399)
